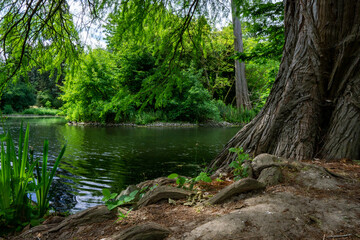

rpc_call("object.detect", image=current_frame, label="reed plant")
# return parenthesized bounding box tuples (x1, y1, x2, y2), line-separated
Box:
(0, 122, 66, 233)
(35, 140, 66, 216)
(0, 123, 38, 225)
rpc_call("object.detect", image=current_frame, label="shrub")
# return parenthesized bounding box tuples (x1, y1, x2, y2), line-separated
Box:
(1, 81, 36, 112)
(133, 111, 163, 125)
(2, 105, 14, 114)
(164, 70, 220, 122)
(22, 108, 61, 116)
(229, 147, 250, 180)
(215, 100, 257, 123)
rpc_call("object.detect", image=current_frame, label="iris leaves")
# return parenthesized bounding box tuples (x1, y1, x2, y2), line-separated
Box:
(35, 140, 67, 216)
(0, 123, 66, 231)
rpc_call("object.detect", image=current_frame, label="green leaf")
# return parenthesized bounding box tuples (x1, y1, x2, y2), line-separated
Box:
(110, 193, 118, 200)
(229, 147, 237, 153)
(102, 189, 111, 198)
(124, 195, 135, 202)
(117, 195, 126, 202)
(176, 176, 186, 186)
(129, 190, 139, 198)
(106, 203, 118, 210)
(30, 218, 42, 227)
(168, 173, 178, 179)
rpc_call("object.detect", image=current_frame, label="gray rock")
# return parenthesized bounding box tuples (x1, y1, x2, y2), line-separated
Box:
(207, 178, 265, 204)
(184, 213, 245, 240)
(296, 167, 340, 190)
(185, 192, 360, 240)
(105, 222, 170, 240)
(242, 161, 253, 178)
(257, 166, 283, 186)
(251, 153, 289, 176)
(136, 186, 193, 209)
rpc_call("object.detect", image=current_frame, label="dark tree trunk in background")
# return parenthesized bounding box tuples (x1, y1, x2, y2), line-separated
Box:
(231, 0, 251, 110)
(210, 0, 360, 170)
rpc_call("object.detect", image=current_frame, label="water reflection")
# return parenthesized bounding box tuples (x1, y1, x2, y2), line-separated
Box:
(2, 118, 240, 212)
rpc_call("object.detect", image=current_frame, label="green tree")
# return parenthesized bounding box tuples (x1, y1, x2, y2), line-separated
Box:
(60, 49, 119, 122)
(28, 67, 65, 108)
(235, 0, 284, 61)
(0, 0, 81, 96)
(0, 80, 36, 112)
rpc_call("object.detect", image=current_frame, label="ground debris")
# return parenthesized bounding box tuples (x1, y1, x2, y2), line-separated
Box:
(10, 157, 360, 240)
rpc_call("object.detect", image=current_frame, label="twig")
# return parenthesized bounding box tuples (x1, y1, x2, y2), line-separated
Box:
(326, 234, 352, 239)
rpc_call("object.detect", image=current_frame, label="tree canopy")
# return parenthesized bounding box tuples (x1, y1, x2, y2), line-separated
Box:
(0, 0, 82, 93)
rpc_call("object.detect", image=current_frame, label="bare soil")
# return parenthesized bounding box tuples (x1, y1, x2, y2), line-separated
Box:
(5, 159, 360, 240)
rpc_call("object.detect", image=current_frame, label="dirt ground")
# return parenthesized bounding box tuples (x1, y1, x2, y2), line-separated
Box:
(5, 159, 360, 240)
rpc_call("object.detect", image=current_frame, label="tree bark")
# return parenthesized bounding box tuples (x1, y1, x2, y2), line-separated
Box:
(210, 0, 360, 170)
(231, 0, 251, 110)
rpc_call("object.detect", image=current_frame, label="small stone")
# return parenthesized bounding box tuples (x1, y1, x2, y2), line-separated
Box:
(242, 161, 253, 178)
(251, 153, 288, 176)
(257, 167, 283, 186)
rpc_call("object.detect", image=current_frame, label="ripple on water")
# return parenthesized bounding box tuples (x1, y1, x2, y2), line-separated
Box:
(3, 117, 241, 212)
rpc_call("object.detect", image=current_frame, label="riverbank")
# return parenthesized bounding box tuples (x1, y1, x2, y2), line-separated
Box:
(8, 155, 360, 240)
(67, 120, 242, 128)
(2, 114, 64, 118)
(2, 114, 242, 127)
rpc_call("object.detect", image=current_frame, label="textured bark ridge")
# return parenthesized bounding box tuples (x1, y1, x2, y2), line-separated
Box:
(210, 0, 360, 170)
(135, 186, 193, 209)
(105, 222, 170, 240)
(206, 178, 265, 205)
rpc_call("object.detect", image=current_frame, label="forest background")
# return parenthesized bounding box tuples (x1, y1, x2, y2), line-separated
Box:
(0, 1, 283, 125)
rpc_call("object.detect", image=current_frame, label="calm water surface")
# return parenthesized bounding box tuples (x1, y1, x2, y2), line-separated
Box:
(1, 117, 240, 212)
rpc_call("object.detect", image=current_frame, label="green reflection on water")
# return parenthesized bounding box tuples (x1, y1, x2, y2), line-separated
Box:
(3, 118, 240, 211)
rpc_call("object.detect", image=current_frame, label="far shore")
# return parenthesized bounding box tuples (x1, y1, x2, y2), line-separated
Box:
(2, 115, 243, 127)
(2, 114, 64, 118)
(67, 120, 243, 128)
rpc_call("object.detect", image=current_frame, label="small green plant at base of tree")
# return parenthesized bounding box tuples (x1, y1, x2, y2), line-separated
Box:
(194, 172, 212, 183)
(102, 189, 138, 210)
(168, 171, 212, 190)
(116, 208, 132, 222)
(215, 177, 224, 182)
(228, 147, 250, 181)
(102, 186, 152, 211)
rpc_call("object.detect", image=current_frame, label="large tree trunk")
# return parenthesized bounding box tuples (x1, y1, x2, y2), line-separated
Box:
(231, 0, 251, 110)
(210, 0, 360, 170)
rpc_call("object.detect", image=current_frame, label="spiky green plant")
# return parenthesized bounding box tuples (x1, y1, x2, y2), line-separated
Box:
(0, 122, 66, 232)
(0, 123, 38, 223)
(35, 140, 66, 216)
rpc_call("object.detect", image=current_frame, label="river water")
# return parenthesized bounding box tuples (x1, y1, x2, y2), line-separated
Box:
(1, 117, 240, 212)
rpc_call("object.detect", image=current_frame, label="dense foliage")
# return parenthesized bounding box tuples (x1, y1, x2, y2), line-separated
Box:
(0, 80, 36, 113)
(59, 5, 281, 123)
(1, 0, 282, 124)
(0, 68, 64, 113)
